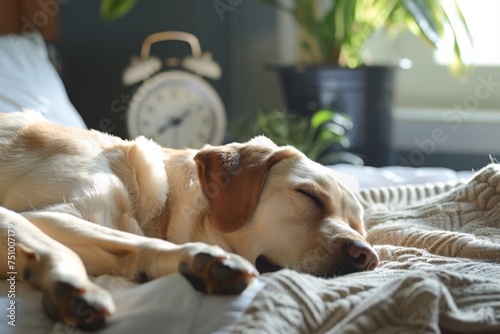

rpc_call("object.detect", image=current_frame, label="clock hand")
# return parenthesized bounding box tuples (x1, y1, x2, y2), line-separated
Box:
(158, 120, 174, 134)
(177, 109, 192, 122)
(157, 107, 194, 134)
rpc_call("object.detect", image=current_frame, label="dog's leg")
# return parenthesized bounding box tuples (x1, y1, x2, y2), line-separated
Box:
(19, 207, 258, 295)
(0, 207, 114, 330)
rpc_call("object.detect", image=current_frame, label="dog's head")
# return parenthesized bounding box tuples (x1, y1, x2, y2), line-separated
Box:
(194, 136, 378, 277)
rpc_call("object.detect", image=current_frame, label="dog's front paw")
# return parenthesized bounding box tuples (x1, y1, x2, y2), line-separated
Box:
(178, 243, 258, 294)
(42, 280, 115, 331)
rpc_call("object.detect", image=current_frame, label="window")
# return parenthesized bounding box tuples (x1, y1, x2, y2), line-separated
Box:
(436, 0, 500, 66)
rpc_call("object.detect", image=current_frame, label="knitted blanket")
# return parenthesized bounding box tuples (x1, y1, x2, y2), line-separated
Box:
(232, 164, 500, 333)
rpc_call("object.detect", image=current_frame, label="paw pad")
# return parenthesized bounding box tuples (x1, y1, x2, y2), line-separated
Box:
(42, 280, 114, 331)
(179, 248, 257, 295)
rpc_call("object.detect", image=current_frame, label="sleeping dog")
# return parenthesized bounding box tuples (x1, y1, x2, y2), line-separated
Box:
(0, 112, 378, 330)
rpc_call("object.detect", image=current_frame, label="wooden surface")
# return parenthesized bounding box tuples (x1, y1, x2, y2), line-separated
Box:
(0, 0, 59, 41)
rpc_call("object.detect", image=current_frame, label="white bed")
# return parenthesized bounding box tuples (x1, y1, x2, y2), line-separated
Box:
(3, 32, 500, 334)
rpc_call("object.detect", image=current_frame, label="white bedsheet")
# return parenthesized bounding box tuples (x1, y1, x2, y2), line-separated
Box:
(329, 164, 473, 190)
(0, 274, 267, 334)
(0, 165, 473, 333)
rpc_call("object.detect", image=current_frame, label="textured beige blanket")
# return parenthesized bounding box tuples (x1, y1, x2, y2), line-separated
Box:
(232, 164, 500, 333)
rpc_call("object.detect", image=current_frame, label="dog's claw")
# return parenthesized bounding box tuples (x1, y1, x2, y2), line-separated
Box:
(179, 246, 258, 295)
(42, 280, 115, 331)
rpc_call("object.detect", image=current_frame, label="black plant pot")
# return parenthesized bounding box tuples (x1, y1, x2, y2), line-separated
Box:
(275, 65, 396, 167)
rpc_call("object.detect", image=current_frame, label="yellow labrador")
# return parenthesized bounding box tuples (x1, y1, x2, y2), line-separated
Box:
(0, 112, 378, 330)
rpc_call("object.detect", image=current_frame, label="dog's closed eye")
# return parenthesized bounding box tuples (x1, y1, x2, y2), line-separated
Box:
(295, 188, 325, 209)
(255, 255, 282, 274)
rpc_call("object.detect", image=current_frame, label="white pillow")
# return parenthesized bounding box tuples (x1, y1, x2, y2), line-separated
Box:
(0, 32, 87, 129)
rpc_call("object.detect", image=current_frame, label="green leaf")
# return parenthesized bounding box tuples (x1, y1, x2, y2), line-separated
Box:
(307, 127, 340, 159)
(442, 1, 473, 76)
(342, 0, 356, 44)
(101, 0, 137, 21)
(403, 0, 442, 48)
(453, 0, 473, 45)
(310, 109, 334, 129)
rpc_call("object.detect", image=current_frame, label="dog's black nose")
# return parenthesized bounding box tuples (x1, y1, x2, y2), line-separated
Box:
(346, 241, 379, 271)
(255, 255, 282, 274)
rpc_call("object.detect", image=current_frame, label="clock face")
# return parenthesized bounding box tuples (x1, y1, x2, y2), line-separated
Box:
(127, 71, 226, 149)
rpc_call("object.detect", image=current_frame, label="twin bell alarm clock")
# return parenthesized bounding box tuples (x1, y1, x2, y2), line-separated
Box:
(122, 31, 226, 149)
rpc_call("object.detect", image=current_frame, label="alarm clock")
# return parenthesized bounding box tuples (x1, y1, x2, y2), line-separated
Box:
(123, 31, 226, 149)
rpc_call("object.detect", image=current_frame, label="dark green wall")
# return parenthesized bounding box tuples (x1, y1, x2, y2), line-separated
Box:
(60, 0, 280, 138)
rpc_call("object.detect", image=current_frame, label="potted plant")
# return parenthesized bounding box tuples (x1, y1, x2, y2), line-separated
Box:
(258, 0, 471, 166)
(232, 108, 364, 165)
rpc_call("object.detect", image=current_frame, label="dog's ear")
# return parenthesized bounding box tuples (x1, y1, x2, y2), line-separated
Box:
(194, 142, 297, 233)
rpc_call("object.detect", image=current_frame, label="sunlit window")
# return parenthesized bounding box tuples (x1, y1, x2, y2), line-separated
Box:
(435, 0, 500, 66)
